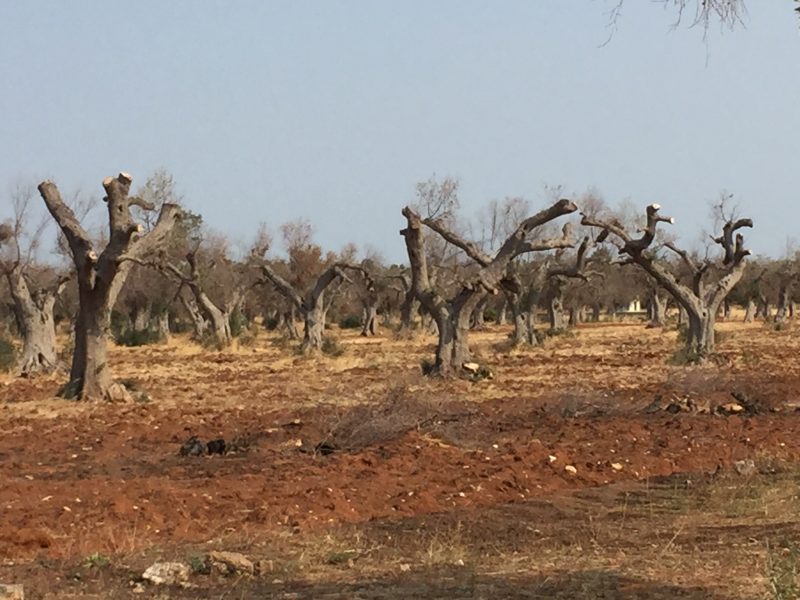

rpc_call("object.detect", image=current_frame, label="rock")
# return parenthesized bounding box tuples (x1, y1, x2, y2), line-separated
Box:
(179, 435, 206, 456)
(142, 562, 190, 586)
(643, 394, 663, 413)
(208, 551, 255, 576)
(564, 465, 577, 475)
(610, 462, 623, 471)
(462, 362, 480, 373)
(687, 397, 712, 414)
(717, 402, 744, 415)
(0, 584, 24, 600)
(206, 439, 226, 455)
(734, 459, 756, 476)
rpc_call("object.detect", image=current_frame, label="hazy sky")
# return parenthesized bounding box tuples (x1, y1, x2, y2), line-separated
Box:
(1, 2, 798, 262)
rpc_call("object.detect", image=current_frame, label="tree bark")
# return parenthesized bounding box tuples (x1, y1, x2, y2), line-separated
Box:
(156, 311, 170, 342)
(39, 174, 180, 400)
(360, 305, 378, 336)
(470, 295, 488, 330)
(5, 269, 63, 376)
(744, 299, 756, 322)
(648, 289, 667, 328)
(181, 294, 207, 340)
(776, 284, 791, 324)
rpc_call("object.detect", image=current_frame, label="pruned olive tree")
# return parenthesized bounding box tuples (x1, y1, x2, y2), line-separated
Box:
(38, 173, 181, 400)
(0, 183, 70, 375)
(582, 202, 752, 359)
(260, 262, 373, 352)
(545, 234, 604, 332)
(401, 198, 578, 376)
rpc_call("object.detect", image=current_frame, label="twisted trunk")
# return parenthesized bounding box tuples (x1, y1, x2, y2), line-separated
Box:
(6, 270, 61, 376)
(360, 305, 378, 336)
(648, 289, 667, 327)
(39, 174, 180, 400)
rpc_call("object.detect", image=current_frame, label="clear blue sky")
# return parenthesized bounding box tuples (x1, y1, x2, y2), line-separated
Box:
(1, 2, 798, 262)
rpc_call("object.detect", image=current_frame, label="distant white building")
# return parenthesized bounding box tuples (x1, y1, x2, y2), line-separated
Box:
(619, 298, 645, 314)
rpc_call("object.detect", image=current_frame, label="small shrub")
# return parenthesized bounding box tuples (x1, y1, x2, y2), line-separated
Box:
(264, 316, 280, 330)
(668, 347, 704, 366)
(200, 331, 227, 351)
(767, 542, 800, 600)
(229, 309, 248, 338)
(0, 336, 15, 372)
(109, 310, 130, 340)
(542, 327, 575, 339)
(339, 314, 362, 329)
(115, 328, 163, 347)
(238, 330, 258, 347)
(321, 336, 345, 357)
(82, 552, 110, 569)
(188, 554, 209, 575)
(483, 308, 497, 323)
(420, 358, 436, 376)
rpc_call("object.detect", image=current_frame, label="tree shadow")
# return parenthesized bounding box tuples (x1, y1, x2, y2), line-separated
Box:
(162, 567, 736, 600)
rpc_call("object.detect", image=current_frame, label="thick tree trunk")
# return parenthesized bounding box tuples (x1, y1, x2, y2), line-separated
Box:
(65, 297, 114, 399)
(205, 304, 232, 348)
(507, 290, 538, 346)
(756, 296, 770, 320)
(497, 299, 508, 325)
(181, 295, 207, 340)
(156, 311, 170, 342)
(685, 306, 715, 358)
(6, 271, 60, 376)
(40, 175, 180, 400)
(399, 291, 419, 332)
(360, 305, 378, 336)
(131, 304, 150, 332)
(776, 285, 791, 323)
(284, 307, 300, 340)
(471, 296, 488, 330)
(548, 294, 566, 332)
(744, 300, 756, 322)
(648, 290, 667, 327)
(302, 302, 325, 351)
(430, 296, 479, 375)
(591, 303, 601, 322)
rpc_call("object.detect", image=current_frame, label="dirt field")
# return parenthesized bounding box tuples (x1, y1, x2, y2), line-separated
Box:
(2, 320, 800, 599)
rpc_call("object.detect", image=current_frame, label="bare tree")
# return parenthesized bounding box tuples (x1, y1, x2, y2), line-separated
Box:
(38, 173, 181, 400)
(401, 198, 577, 376)
(260, 262, 373, 352)
(545, 235, 603, 332)
(0, 183, 69, 375)
(582, 202, 752, 359)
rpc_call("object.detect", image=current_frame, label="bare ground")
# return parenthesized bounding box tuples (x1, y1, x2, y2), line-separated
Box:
(2, 320, 800, 598)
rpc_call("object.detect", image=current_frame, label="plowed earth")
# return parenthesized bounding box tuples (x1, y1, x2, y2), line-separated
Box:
(2, 320, 800, 598)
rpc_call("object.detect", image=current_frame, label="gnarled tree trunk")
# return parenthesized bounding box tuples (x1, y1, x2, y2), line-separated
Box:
(261, 263, 372, 353)
(5, 269, 64, 376)
(39, 173, 180, 400)
(583, 204, 751, 360)
(361, 305, 378, 336)
(402, 200, 577, 376)
(648, 289, 667, 328)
